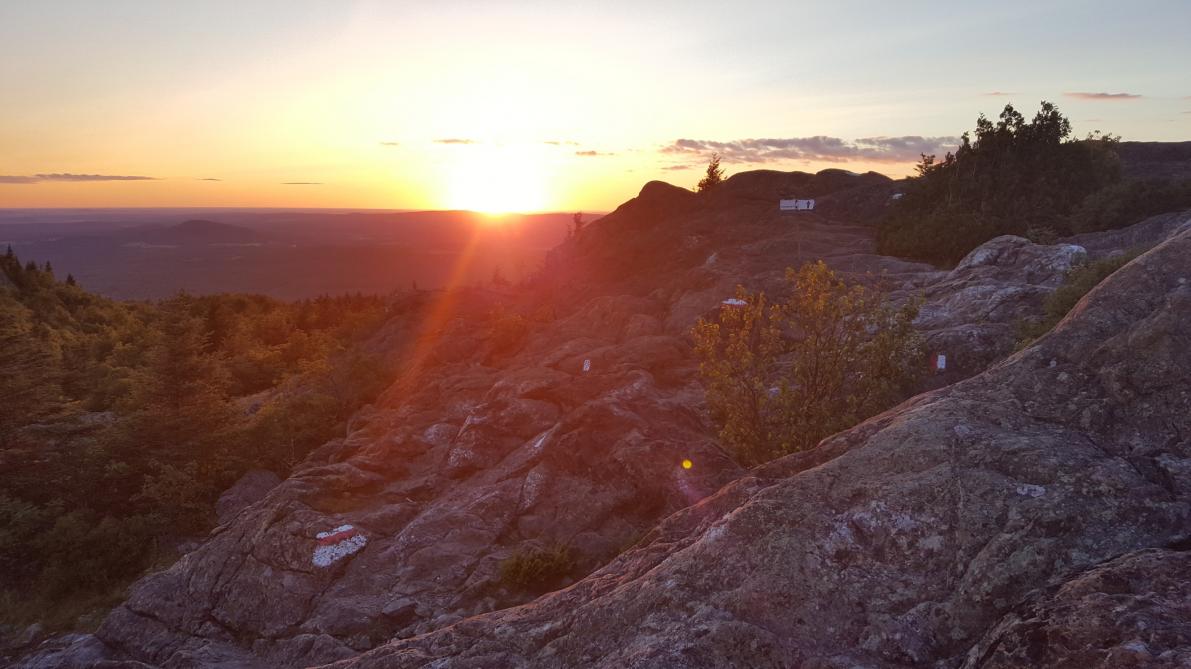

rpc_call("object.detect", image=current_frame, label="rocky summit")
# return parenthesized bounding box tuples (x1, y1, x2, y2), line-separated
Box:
(17, 171, 1191, 669)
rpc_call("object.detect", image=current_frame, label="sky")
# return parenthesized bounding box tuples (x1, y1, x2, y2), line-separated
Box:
(1, 0, 1189, 211)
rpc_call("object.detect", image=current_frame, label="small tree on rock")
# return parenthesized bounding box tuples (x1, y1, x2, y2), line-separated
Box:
(693, 261, 924, 465)
(697, 153, 725, 193)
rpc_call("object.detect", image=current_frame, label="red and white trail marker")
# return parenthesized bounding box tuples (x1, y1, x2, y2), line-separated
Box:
(313, 524, 367, 567)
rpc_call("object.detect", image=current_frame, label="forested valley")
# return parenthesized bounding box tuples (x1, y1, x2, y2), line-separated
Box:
(0, 249, 393, 629)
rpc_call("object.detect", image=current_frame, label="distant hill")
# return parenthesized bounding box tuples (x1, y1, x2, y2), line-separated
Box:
(0, 210, 577, 299)
(1117, 141, 1191, 180)
(110, 219, 266, 246)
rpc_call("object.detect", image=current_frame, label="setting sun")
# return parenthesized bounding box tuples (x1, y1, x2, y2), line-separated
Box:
(443, 145, 548, 214)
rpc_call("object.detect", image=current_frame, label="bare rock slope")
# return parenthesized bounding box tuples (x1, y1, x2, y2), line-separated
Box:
(19, 172, 1191, 668)
(325, 206, 1191, 667)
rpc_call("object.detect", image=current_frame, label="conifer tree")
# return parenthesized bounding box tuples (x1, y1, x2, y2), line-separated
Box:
(0, 307, 62, 441)
(128, 296, 233, 461)
(697, 153, 725, 193)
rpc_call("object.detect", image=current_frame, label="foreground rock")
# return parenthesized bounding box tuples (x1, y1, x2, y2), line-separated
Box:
(325, 226, 1191, 667)
(963, 548, 1191, 668)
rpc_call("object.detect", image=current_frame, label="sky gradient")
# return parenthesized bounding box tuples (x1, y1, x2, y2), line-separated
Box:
(2, 0, 1189, 210)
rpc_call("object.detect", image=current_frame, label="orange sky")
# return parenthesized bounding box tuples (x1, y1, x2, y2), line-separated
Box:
(2, 1, 1188, 211)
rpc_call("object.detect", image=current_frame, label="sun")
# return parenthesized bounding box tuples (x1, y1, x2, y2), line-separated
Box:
(444, 146, 548, 214)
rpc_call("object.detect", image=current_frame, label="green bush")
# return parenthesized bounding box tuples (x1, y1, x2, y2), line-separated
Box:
(693, 261, 924, 465)
(498, 543, 575, 591)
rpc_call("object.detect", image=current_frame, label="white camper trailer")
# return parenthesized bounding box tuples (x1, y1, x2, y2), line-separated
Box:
(779, 199, 815, 212)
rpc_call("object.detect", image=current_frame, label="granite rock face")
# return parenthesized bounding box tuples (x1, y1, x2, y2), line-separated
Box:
(324, 225, 1191, 668)
(20, 173, 1191, 669)
(963, 548, 1191, 668)
(910, 235, 1088, 379)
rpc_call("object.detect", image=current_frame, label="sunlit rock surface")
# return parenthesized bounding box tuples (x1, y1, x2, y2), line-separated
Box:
(18, 173, 1191, 669)
(324, 213, 1191, 668)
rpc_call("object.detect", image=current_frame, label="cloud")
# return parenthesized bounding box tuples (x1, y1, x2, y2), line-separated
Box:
(282, 181, 322, 185)
(197, 177, 222, 181)
(544, 140, 580, 146)
(1064, 92, 1142, 101)
(661, 164, 693, 171)
(984, 91, 1015, 96)
(40, 173, 156, 181)
(0, 173, 157, 184)
(379, 141, 400, 146)
(575, 150, 613, 157)
(660, 135, 959, 164)
(433, 138, 477, 145)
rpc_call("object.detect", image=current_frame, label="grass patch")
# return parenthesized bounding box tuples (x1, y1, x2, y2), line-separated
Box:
(1016, 249, 1142, 347)
(498, 543, 574, 592)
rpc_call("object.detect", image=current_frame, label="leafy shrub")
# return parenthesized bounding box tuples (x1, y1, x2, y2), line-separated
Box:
(486, 307, 529, 355)
(693, 261, 924, 465)
(498, 543, 575, 591)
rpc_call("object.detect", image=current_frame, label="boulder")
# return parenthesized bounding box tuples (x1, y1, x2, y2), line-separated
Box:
(911, 235, 1087, 379)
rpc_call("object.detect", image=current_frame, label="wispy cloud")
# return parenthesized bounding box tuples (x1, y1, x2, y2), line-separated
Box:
(1064, 91, 1142, 101)
(575, 150, 613, 157)
(433, 138, 476, 145)
(379, 141, 400, 146)
(660, 135, 959, 164)
(661, 164, 693, 171)
(282, 181, 322, 185)
(544, 140, 580, 146)
(0, 173, 157, 184)
(197, 177, 222, 181)
(984, 91, 1015, 96)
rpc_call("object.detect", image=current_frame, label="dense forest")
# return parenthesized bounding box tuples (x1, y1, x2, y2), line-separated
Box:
(0, 248, 394, 629)
(878, 102, 1191, 264)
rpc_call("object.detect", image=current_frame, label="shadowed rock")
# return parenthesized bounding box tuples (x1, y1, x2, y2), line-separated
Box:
(962, 548, 1191, 668)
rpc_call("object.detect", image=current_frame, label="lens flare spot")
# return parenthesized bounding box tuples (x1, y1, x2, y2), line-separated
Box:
(681, 458, 693, 470)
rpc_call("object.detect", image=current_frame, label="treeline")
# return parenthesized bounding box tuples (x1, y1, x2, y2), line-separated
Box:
(878, 102, 1191, 264)
(0, 249, 393, 629)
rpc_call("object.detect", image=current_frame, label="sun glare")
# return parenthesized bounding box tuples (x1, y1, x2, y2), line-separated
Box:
(445, 146, 548, 214)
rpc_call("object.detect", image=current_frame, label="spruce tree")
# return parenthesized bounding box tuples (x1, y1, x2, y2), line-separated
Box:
(697, 153, 725, 193)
